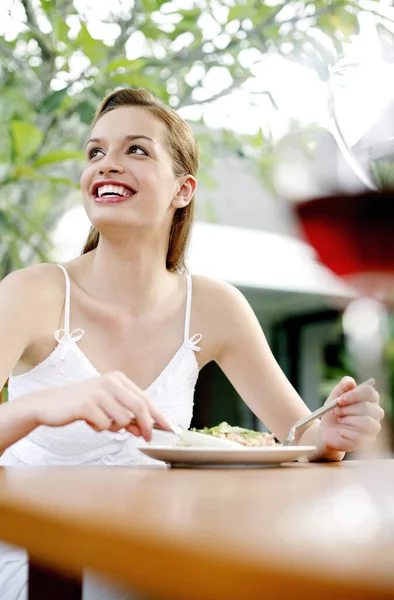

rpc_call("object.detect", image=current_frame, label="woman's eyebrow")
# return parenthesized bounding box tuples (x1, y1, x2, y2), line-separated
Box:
(86, 134, 155, 147)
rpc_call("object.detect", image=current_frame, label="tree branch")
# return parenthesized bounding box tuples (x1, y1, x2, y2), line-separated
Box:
(0, 39, 26, 68)
(103, 0, 142, 64)
(176, 77, 248, 109)
(30, 114, 59, 163)
(280, 0, 354, 29)
(168, 1, 298, 72)
(21, 0, 53, 61)
(261, 0, 293, 28)
(57, 0, 75, 18)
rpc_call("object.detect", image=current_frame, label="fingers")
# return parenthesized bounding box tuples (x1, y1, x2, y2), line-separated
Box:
(82, 400, 113, 432)
(328, 376, 356, 401)
(337, 384, 379, 407)
(126, 423, 144, 437)
(335, 415, 382, 436)
(103, 372, 168, 442)
(337, 427, 377, 452)
(330, 395, 384, 447)
(102, 372, 152, 440)
(333, 401, 384, 421)
(96, 394, 135, 432)
(108, 371, 171, 433)
(144, 397, 172, 432)
(77, 371, 169, 441)
(117, 389, 153, 441)
(324, 378, 384, 453)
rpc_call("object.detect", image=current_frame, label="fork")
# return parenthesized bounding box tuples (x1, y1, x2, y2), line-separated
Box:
(281, 377, 375, 446)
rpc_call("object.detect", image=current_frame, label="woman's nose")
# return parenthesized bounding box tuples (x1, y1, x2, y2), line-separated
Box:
(98, 155, 125, 176)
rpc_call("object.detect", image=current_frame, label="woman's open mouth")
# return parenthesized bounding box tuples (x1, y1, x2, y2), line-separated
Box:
(92, 182, 136, 204)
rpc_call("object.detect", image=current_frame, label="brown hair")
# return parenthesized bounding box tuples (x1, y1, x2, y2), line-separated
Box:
(82, 88, 199, 272)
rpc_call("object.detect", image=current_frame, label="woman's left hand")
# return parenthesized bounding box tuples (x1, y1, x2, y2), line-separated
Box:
(319, 376, 385, 452)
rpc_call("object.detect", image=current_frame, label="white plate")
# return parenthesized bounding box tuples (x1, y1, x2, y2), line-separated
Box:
(138, 445, 317, 467)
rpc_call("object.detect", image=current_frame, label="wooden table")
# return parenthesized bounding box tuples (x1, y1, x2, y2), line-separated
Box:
(0, 460, 393, 600)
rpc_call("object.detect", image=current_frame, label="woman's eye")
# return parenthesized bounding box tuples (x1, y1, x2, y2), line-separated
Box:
(88, 148, 103, 160)
(87, 145, 147, 160)
(127, 145, 148, 156)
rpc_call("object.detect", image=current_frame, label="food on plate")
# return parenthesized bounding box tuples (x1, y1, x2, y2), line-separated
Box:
(190, 422, 277, 447)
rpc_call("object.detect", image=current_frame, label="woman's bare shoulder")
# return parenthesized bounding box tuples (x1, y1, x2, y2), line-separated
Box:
(191, 274, 271, 369)
(191, 274, 253, 338)
(0, 263, 67, 309)
(0, 264, 69, 359)
(191, 274, 248, 310)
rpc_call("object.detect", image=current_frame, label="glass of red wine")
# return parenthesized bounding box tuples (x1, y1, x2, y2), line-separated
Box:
(274, 47, 394, 547)
(291, 49, 394, 454)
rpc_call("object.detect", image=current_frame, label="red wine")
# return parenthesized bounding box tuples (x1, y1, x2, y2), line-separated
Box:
(295, 190, 394, 302)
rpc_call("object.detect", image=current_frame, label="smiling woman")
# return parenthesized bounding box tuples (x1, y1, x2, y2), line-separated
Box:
(0, 87, 384, 600)
(81, 88, 199, 273)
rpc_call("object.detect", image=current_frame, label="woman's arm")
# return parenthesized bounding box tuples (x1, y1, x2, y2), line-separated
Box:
(0, 266, 61, 449)
(201, 278, 381, 461)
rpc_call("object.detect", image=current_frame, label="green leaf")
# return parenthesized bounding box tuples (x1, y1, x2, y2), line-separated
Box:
(34, 149, 85, 167)
(75, 100, 96, 124)
(37, 87, 69, 114)
(256, 4, 273, 20)
(104, 57, 147, 75)
(140, 0, 158, 10)
(227, 4, 255, 23)
(139, 22, 164, 41)
(9, 165, 75, 187)
(39, 0, 56, 16)
(47, 176, 78, 187)
(76, 22, 107, 64)
(53, 15, 70, 43)
(10, 122, 43, 162)
(8, 238, 24, 270)
(108, 73, 164, 97)
(247, 128, 266, 148)
(11, 165, 45, 180)
(7, 203, 50, 239)
(31, 190, 55, 222)
(177, 8, 202, 20)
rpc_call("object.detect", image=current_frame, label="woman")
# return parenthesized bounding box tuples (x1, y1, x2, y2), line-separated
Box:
(0, 88, 384, 598)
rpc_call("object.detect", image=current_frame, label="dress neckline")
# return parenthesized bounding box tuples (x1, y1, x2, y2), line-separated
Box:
(10, 334, 202, 393)
(70, 336, 200, 392)
(10, 264, 202, 390)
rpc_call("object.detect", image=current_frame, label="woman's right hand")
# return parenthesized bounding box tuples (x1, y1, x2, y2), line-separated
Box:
(29, 371, 171, 442)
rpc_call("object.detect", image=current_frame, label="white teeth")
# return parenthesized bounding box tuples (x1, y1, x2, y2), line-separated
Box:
(96, 184, 131, 197)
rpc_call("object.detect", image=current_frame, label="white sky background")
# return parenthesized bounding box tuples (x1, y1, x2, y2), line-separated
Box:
(1, 1, 394, 145)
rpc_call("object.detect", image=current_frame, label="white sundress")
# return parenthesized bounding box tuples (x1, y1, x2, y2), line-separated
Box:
(0, 265, 202, 599)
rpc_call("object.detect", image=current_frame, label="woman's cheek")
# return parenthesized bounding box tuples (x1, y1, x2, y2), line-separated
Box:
(79, 172, 93, 216)
(80, 166, 91, 191)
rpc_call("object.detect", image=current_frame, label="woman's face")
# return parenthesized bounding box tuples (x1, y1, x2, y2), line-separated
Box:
(80, 106, 188, 236)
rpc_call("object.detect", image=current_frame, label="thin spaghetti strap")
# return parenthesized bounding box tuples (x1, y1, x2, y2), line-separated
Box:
(57, 264, 71, 335)
(54, 265, 84, 359)
(184, 273, 192, 342)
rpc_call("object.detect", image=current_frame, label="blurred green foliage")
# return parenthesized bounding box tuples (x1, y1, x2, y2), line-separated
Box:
(1, 0, 393, 276)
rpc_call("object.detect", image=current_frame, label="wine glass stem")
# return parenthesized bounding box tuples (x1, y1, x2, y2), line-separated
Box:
(343, 297, 391, 456)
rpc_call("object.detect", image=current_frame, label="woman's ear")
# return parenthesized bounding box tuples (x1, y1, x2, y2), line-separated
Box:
(172, 175, 197, 208)
(172, 196, 191, 208)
